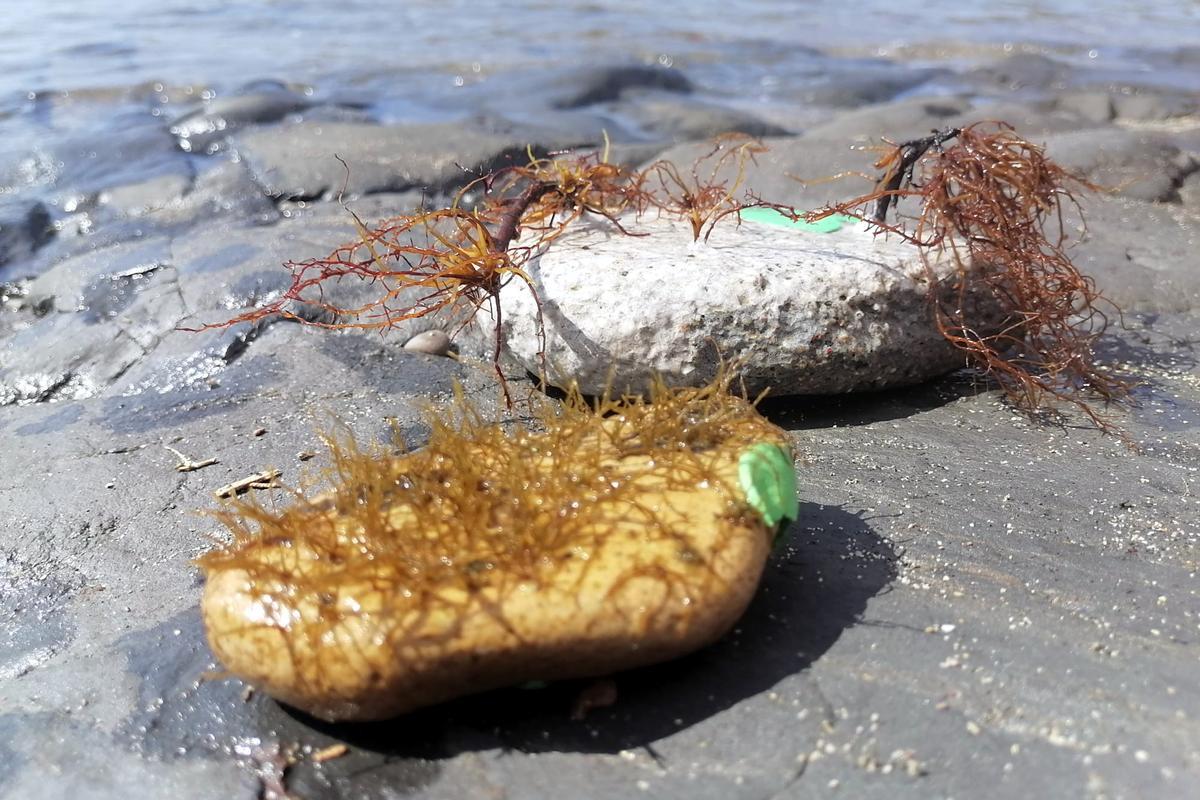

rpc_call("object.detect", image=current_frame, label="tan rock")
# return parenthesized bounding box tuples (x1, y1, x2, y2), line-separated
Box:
(199, 376, 793, 721)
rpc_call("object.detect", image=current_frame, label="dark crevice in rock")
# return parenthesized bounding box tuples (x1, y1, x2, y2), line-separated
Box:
(1161, 156, 1200, 204)
(218, 302, 333, 367)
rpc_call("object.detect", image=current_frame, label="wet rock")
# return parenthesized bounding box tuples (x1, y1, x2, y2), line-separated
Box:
(118, 608, 276, 758)
(800, 96, 972, 143)
(291, 189, 429, 224)
(100, 173, 192, 217)
(493, 215, 1002, 396)
(646, 134, 878, 213)
(944, 101, 1095, 136)
(1041, 128, 1196, 202)
(168, 215, 376, 315)
(233, 121, 571, 200)
(318, 331, 464, 397)
(551, 64, 692, 109)
(292, 104, 376, 125)
(1054, 90, 1116, 124)
(1111, 89, 1198, 122)
(100, 348, 283, 432)
(763, 108, 1168, 210)
(473, 108, 625, 148)
(0, 271, 185, 403)
(170, 88, 312, 153)
(605, 141, 674, 170)
(12, 401, 84, 435)
(793, 67, 947, 109)
(0, 565, 77, 680)
(185, 160, 280, 225)
(51, 117, 188, 198)
(1062, 194, 1200, 313)
(613, 97, 790, 141)
(1179, 170, 1200, 209)
(26, 237, 171, 310)
(79, 264, 165, 324)
(117, 160, 280, 228)
(0, 713, 253, 800)
(0, 200, 52, 269)
(967, 53, 1074, 92)
(0, 364, 100, 406)
(403, 329, 452, 356)
(2, 238, 186, 402)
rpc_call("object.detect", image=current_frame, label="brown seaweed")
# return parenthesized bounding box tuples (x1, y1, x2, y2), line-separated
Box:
(778, 122, 1131, 431)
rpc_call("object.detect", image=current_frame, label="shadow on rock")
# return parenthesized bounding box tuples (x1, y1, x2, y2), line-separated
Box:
(117, 604, 444, 798)
(759, 370, 987, 429)
(116, 505, 893, 799)
(296, 505, 895, 762)
(760, 314, 1200, 432)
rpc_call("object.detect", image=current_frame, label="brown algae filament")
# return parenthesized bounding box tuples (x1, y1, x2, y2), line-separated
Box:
(198, 371, 794, 721)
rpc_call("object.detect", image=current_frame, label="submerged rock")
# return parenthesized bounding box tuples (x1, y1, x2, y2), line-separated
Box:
(491, 214, 1002, 397)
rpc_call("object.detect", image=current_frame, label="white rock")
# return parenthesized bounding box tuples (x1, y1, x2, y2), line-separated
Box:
(403, 329, 452, 356)
(487, 215, 1001, 396)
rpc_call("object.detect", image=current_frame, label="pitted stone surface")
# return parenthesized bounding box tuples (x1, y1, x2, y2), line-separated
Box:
(493, 215, 998, 396)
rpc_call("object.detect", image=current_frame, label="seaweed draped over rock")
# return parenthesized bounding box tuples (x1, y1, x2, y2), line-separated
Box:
(783, 122, 1130, 430)
(194, 124, 1129, 430)
(198, 369, 794, 721)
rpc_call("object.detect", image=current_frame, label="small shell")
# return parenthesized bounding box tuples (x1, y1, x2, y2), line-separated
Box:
(403, 330, 452, 356)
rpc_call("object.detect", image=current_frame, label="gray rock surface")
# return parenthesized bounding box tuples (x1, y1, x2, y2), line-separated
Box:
(790, 67, 946, 109)
(234, 122, 583, 201)
(170, 88, 312, 153)
(1042, 128, 1197, 203)
(1111, 90, 1198, 122)
(1179, 170, 1200, 209)
(966, 53, 1076, 93)
(100, 173, 193, 218)
(2, 87, 1199, 800)
(610, 96, 791, 142)
(799, 97, 973, 143)
(645, 98, 1106, 217)
(51, 120, 190, 199)
(1062, 194, 1200, 312)
(1054, 90, 1116, 124)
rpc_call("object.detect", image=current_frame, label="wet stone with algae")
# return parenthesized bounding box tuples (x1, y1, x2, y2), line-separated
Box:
(198, 372, 797, 721)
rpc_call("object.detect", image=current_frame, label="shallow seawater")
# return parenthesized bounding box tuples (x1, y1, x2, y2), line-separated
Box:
(6, 0, 1198, 95)
(0, 0, 1196, 241)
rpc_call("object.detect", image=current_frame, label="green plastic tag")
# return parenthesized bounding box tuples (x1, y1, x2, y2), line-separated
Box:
(740, 207, 853, 233)
(738, 443, 799, 535)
